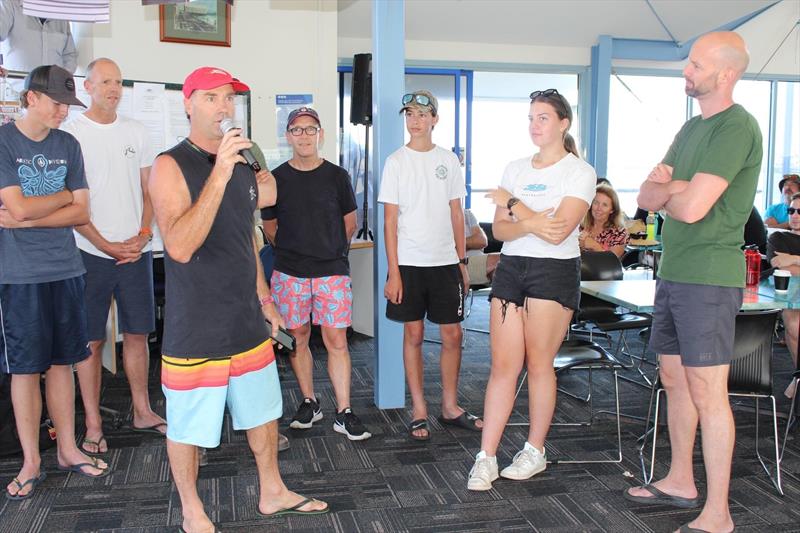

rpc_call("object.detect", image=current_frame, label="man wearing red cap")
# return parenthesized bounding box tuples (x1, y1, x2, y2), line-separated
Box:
(149, 66, 328, 532)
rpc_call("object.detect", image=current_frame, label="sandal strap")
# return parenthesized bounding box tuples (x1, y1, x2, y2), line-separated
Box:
(410, 419, 428, 430)
(287, 497, 313, 512)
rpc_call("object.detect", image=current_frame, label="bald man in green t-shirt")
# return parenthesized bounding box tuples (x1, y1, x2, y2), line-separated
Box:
(623, 32, 761, 533)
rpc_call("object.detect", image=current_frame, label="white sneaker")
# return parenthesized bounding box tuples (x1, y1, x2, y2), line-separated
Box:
(500, 443, 546, 480)
(467, 453, 499, 491)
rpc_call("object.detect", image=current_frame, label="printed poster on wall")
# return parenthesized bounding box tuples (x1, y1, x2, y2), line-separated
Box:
(275, 94, 313, 162)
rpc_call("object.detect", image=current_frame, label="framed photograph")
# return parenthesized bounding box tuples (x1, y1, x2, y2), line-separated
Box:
(159, 0, 231, 47)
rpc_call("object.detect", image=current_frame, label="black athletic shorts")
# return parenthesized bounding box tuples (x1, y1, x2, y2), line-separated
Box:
(386, 264, 465, 324)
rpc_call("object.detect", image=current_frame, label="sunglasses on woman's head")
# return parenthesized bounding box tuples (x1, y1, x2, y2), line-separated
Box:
(529, 88, 560, 100)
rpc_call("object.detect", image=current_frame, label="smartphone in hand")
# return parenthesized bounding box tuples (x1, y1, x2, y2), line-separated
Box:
(264, 319, 296, 351)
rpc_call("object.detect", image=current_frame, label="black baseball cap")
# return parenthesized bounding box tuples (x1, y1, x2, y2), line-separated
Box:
(24, 65, 86, 107)
(779, 173, 800, 192)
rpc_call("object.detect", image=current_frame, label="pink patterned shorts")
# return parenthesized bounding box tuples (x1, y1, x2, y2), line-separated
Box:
(270, 271, 353, 330)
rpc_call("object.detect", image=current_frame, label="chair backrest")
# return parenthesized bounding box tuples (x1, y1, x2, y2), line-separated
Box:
(480, 221, 503, 254)
(581, 251, 624, 281)
(728, 309, 780, 395)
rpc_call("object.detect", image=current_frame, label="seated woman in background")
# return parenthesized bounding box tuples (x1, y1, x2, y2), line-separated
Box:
(579, 183, 629, 258)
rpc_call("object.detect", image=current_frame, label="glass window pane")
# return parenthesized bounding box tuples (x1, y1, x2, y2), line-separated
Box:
(733, 80, 771, 211)
(607, 75, 687, 216)
(772, 81, 800, 208)
(471, 72, 579, 222)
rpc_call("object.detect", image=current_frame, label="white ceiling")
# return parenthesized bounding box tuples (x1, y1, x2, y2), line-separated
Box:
(337, 0, 778, 48)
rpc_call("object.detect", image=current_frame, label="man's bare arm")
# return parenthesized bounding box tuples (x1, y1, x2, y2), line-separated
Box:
(664, 172, 729, 224)
(0, 185, 72, 221)
(149, 130, 251, 263)
(2, 189, 90, 228)
(344, 210, 357, 243)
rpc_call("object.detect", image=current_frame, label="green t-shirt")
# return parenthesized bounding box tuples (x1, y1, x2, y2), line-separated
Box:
(658, 104, 762, 288)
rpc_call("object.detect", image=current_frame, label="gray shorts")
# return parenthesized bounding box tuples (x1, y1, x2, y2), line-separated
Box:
(648, 279, 742, 367)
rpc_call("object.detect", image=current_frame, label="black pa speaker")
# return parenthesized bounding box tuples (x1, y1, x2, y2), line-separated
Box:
(350, 53, 372, 126)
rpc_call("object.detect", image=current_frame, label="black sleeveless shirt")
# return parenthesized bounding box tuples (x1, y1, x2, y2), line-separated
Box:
(161, 140, 267, 359)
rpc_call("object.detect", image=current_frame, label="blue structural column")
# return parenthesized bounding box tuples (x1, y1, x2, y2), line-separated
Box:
(589, 34, 612, 178)
(372, 0, 405, 408)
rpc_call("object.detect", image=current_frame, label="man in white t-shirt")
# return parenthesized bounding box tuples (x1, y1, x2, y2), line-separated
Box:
(64, 58, 165, 454)
(378, 90, 482, 441)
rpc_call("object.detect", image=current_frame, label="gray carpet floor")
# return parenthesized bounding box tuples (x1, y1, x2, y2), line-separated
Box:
(1, 291, 798, 532)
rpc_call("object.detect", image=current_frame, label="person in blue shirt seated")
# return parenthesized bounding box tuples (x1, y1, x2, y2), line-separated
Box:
(765, 173, 800, 229)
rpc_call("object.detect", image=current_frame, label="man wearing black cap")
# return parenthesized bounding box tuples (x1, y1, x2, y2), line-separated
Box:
(0, 65, 109, 500)
(149, 67, 327, 533)
(261, 107, 371, 441)
(765, 173, 800, 229)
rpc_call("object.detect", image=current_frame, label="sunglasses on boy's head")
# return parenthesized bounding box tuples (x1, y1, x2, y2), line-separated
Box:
(788, 207, 800, 215)
(402, 93, 435, 112)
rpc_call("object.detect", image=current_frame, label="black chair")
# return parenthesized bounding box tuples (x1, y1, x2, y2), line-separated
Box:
(479, 221, 502, 254)
(643, 309, 783, 495)
(509, 338, 624, 465)
(575, 252, 653, 383)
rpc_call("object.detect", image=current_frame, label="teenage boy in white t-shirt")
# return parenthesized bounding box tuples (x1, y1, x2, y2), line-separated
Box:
(378, 90, 483, 441)
(63, 58, 166, 454)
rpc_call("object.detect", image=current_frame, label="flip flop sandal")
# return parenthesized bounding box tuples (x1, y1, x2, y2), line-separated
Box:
(130, 422, 167, 435)
(408, 418, 430, 441)
(81, 435, 108, 455)
(57, 457, 111, 479)
(622, 484, 701, 509)
(439, 411, 483, 432)
(5, 472, 46, 500)
(256, 497, 330, 517)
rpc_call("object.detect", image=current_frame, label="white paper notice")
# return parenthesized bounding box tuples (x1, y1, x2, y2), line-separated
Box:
(132, 82, 166, 153)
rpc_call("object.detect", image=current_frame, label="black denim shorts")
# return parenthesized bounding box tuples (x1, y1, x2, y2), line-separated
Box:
(489, 254, 581, 310)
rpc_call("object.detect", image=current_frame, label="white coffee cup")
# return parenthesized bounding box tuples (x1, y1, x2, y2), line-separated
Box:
(774, 269, 791, 292)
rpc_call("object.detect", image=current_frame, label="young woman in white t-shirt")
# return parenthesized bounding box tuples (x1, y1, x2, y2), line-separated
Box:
(467, 89, 596, 491)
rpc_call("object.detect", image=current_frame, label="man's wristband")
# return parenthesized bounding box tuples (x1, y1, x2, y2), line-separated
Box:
(138, 227, 153, 242)
(459, 257, 469, 265)
(259, 294, 273, 306)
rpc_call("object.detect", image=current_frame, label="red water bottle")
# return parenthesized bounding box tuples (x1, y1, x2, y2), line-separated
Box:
(745, 245, 760, 287)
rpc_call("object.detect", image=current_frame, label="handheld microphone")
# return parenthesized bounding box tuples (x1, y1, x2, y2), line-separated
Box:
(219, 118, 262, 172)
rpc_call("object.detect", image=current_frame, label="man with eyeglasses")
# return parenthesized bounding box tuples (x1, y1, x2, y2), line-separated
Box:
(767, 191, 800, 400)
(626, 32, 761, 533)
(378, 90, 482, 442)
(261, 107, 371, 441)
(765, 173, 800, 229)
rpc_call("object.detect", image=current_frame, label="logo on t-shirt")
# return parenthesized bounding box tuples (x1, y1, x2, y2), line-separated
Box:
(17, 154, 67, 197)
(523, 184, 546, 192)
(249, 185, 256, 201)
(435, 164, 448, 180)
(124, 145, 137, 158)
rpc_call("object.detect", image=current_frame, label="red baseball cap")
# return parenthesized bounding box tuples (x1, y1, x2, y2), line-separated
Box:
(182, 67, 249, 98)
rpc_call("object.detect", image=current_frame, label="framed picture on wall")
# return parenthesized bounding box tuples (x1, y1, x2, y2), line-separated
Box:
(159, 0, 231, 47)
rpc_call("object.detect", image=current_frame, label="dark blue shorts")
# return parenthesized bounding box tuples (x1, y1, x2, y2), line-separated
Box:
(82, 251, 155, 341)
(0, 276, 91, 374)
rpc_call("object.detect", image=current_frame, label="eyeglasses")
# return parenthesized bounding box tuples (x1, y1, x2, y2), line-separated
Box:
(288, 126, 320, 136)
(402, 93, 434, 109)
(530, 88, 560, 100)
(788, 207, 800, 215)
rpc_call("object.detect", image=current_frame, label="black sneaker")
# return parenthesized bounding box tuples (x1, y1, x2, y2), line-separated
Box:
(333, 408, 372, 441)
(290, 397, 323, 429)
